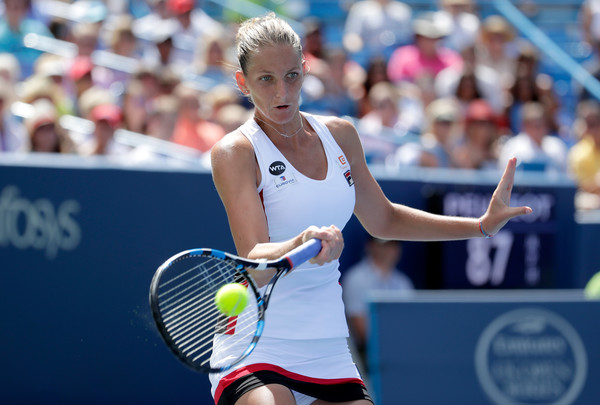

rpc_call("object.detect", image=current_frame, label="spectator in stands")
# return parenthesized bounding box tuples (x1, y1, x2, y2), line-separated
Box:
(342, 236, 414, 366)
(19, 73, 60, 109)
(316, 47, 361, 117)
(452, 99, 500, 170)
(166, 0, 225, 72)
(121, 77, 150, 134)
(0, 52, 21, 102)
(300, 18, 362, 116)
(33, 53, 74, 116)
(357, 82, 415, 164)
(513, 41, 540, 79)
(70, 22, 101, 58)
(581, 0, 600, 46)
(120, 67, 174, 136)
(419, 97, 462, 168)
(45, 15, 70, 42)
(354, 56, 390, 118)
(192, 35, 236, 90)
(575, 38, 600, 102)
(569, 99, 600, 210)
(300, 18, 331, 105)
(0, 0, 53, 79)
(518, 47, 560, 135)
(450, 67, 483, 110)
(145, 95, 179, 141)
(506, 66, 560, 136)
(171, 83, 225, 152)
(33, 53, 64, 83)
(476, 15, 518, 92)
(342, 0, 413, 65)
(206, 83, 245, 123)
(208, 87, 252, 142)
(77, 87, 130, 156)
(434, 0, 481, 52)
(78, 102, 128, 156)
(127, 94, 193, 166)
(132, 0, 170, 43)
(0, 77, 27, 152)
(387, 12, 462, 85)
(498, 101, 567, 172)
(330, 48, 365, 115)
(435, 45, 504, 115)
(156, 66, 182, 96)
(215, 103, 252, 135)
(577, 0, 600, 102)
(95, 14, 141, 90)
(24, 99, 74, 154)
(140, 17, 180, 72)
(65, 55, 97, 117)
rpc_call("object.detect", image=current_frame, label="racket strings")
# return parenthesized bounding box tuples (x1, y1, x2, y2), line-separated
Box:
(159, 259, 227, 310)
(155, 255, 260, 369)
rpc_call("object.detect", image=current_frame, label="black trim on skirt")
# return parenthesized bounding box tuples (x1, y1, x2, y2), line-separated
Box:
(217, 370, 373, 405)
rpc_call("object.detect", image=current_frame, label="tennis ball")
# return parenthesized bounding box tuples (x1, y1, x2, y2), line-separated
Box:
(584, 272, 600, 300)
(215, 283, 248, 316)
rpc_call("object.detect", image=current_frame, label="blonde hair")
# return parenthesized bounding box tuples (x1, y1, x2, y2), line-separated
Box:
(235, 13, 302, 75)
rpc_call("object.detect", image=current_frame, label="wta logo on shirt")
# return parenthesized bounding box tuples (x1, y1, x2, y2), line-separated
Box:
(269, 161, 297, 189)
(269, 161, 286, 176)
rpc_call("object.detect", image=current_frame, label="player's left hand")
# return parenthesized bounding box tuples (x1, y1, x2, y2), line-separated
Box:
(480, 157, 533, 236)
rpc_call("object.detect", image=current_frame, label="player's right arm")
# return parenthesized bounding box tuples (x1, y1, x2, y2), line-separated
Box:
(211, 131, 271, 258)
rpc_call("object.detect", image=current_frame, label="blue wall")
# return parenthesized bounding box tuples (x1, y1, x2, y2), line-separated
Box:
(368, 291, 600, 405)
(0, 157, 225, 404)
(0, 155, 596, 403)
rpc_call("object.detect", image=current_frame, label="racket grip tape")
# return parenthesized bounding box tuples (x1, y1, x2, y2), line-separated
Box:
(285, 238, 322, 268)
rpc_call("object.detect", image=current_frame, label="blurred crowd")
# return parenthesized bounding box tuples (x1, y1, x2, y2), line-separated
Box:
(0, 0, 599, 209)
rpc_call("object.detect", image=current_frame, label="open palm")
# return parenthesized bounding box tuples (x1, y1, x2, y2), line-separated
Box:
(482, 157, 533, 235)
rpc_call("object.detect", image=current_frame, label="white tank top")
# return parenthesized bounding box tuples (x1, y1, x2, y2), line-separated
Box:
(239, 113, 356, 339)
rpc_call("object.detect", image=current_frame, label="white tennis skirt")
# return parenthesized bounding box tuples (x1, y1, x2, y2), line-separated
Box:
(210, 336, 367, 403)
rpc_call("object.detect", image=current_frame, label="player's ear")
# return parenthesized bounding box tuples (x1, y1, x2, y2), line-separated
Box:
(302, 60, 310, 75)
(235, 70, 249, 95)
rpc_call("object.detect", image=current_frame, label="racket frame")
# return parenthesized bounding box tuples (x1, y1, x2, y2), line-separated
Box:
(149, 239, 321, 373)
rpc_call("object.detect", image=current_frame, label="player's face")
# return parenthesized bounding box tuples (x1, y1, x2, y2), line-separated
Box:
(238, 43, 306, 125)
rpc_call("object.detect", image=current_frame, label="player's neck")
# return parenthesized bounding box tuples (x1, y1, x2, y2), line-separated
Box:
(254, 112, 304, 139)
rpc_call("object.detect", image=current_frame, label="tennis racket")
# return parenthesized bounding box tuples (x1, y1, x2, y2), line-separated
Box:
(149, 238, 322, 374)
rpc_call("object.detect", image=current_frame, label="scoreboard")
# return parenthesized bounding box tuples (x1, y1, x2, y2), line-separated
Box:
(341, 167, 579, 290)
(441, 190, 559, 289)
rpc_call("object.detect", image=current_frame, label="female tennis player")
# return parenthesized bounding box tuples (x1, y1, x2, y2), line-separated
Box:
(210, 13, 532, 405)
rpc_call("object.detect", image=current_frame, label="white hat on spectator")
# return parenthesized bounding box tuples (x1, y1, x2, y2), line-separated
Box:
(426, 98, 460, 123)
(24, 99, 58, 134)
(413, 12, 450, 39)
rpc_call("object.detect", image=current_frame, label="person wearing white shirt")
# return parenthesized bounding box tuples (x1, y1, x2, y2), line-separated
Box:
(343, 0, 413, 64)
(434, 0, 481, 52)
(342, 237, 414, 362)
(498, 102, 568, 172)
(166, 0, 225, 70)
(0, 77, 26, 153)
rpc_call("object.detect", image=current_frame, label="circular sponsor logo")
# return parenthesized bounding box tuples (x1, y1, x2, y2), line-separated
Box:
(475, 308, 587, 405)
(269, 161, 286, 176)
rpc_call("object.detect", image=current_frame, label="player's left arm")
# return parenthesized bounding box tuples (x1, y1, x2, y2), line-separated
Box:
(326, 117, 532, 241)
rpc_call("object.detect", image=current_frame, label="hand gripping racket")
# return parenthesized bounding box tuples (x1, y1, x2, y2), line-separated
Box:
(149, 239, 322, 373)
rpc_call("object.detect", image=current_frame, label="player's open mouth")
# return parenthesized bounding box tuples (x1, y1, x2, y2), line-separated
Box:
(275, 105, 289, 110)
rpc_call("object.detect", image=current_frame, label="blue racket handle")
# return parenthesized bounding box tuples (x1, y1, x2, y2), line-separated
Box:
(285, 239, 322, 268)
